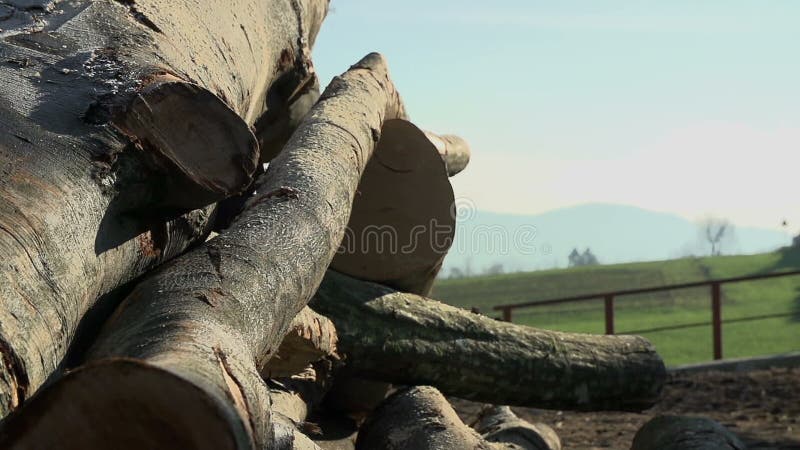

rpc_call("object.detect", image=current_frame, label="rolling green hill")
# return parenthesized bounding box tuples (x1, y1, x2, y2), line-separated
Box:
(432, 248, 800, 366)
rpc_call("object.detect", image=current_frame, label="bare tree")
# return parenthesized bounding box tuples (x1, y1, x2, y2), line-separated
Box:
(700, 218, 735, 256)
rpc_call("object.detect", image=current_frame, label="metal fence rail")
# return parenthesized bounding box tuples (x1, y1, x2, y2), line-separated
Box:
(492, 269, 800, 360)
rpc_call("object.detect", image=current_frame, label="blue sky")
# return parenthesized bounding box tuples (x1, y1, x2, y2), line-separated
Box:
(314, 1, 800, 231)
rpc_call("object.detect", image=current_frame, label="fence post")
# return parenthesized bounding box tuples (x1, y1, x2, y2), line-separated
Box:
(502, 307, 512, 322)
(604, 295, 615, 335)
(711, 282, 723, 360)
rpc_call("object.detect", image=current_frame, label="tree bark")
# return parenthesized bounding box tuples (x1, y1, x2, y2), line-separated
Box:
(357, 386, 528, 450)
(631, 415, 746, 450)
(424, 131, 471, 176)
(0, 0, 327, 418)
(0, 53, 406, 450)
(263, 306, 338, 379)
(310, 271, 667, 412)
(330, 119, 456, 296)
(475, 406, 561, 450)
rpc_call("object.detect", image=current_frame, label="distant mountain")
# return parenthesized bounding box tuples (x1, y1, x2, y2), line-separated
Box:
(442, 203, 791, 276)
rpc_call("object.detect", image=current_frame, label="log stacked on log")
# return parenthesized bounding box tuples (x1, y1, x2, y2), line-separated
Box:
(357, 386, 561, 450)
(311, 270, 666, 411)
(0, 0, 327, 418)
(631, 415, 747, 450)
(0, 2, 669, 449)
(475, 406, 561, 450)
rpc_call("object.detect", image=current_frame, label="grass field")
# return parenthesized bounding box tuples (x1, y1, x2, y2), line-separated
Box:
(432, 248, 800, 366)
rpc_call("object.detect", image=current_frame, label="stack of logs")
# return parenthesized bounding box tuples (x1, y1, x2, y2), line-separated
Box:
(0, 1, 745, 449)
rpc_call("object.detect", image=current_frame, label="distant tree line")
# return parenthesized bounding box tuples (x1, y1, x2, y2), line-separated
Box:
(448, 261, 506, 279)
(568, 248, 599, 267)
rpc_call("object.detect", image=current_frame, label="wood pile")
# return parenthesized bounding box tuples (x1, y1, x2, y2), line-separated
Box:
(0, 2, 728, 448)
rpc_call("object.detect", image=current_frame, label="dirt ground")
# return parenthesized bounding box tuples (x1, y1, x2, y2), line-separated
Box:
(451, 367, 800, 450)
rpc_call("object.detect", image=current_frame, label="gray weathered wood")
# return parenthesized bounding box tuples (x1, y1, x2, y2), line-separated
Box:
(0, 53, 406, 450)
(0, 0, 327, 419)
(310, 271, 667, 412)
(631, 415, 747, 450)
(357, 386, 529, 450)
(475, 406, 561, 450)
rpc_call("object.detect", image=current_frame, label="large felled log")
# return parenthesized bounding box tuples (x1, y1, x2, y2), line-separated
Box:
(325, 113, 462, 416)
(631, 415, 746, 450)
(0, 0, 327, 418)
(475, 406, 561, 450)
(310, 271, 667, 411)
(357, 386, 541, 450)
(0, 53, 406, 450)
(330, 119, 456, 296)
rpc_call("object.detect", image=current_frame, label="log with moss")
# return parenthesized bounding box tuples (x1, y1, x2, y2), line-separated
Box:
(310, 271, 667, 412)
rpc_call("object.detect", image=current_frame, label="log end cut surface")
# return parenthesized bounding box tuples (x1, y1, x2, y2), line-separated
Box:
(331, 119, 454, 294)
(0, 359, 240, 450)
(118, 79, 259, 209)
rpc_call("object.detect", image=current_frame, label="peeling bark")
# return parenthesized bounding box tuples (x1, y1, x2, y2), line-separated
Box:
(0, 53, 406, 450)
(311, 271, 667, 412)
(263, 307, 338, 379)
(0, 0, 328, 418)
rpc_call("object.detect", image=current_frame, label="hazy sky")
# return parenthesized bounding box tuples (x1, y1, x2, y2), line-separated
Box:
(314, 1, 799, 232)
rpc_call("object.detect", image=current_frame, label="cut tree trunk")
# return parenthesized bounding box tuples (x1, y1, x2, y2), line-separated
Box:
(324, 118, 459, 415)
(425, 131, 471, 176)
(0, 53, 407, 450)
(330, 119, 456, 296)
(475, 406, 561, 450)
(356, 386, 538, 450)
(0, 0, 327, 418)
(631, 415, 747, 450)
(310, 271, 667, 412)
